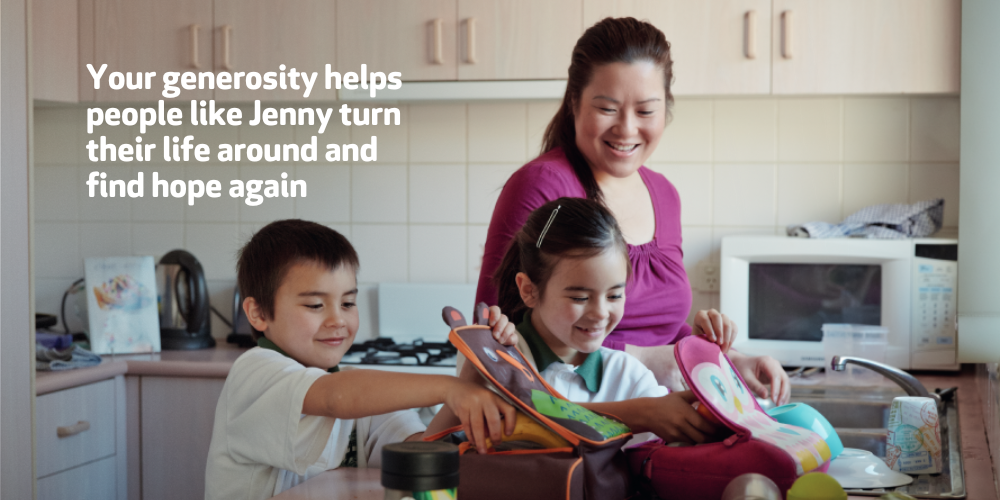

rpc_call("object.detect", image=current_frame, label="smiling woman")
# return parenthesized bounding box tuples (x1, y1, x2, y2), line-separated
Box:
(476, 17, 790, 405)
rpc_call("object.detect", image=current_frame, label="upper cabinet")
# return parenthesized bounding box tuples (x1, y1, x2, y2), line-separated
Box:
(584, 0, 772, 95)
(457, 0, 583, 81)
(337, 0, 458, 81)
(213, 0, 338, 101)
(32, 0, 79, 102)
(770, 0, 961, 95)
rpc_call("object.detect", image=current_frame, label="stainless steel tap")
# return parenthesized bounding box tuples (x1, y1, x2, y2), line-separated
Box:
(830, 355, 942, 410)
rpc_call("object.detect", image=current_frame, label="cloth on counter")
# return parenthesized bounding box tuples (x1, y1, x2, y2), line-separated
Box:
(36, 344, 101, 371)
(787, 198, 944, 239)
(36, 331, 75, 350)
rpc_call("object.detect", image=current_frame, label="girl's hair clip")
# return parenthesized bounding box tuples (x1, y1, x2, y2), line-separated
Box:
(536, 205, 561, 248)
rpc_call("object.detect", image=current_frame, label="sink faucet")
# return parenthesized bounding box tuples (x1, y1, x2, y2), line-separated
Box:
(831, 355, 942, 409)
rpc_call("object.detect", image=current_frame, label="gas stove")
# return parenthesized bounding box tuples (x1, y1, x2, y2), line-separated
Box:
(339, 337, 458, 375)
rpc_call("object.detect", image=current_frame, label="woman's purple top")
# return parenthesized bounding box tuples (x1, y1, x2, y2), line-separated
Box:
(476, 148, 693, 351)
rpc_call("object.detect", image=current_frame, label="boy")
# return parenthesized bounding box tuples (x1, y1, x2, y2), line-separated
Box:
(205, 219, 517, 500)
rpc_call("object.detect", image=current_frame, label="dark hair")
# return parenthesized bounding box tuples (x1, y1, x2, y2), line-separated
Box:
(237, 219, 359, 340)
(541, 17, 674, 203)
(492, 197, 631, 324)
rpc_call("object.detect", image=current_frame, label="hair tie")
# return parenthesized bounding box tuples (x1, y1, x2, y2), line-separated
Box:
(536, 205, 561, 248)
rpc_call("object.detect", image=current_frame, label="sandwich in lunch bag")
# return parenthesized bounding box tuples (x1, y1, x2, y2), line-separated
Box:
(626, 335, 833, 500)
(424, 304, 634, 500)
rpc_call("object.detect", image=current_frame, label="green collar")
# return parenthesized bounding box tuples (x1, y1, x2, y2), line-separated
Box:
(516, 310, 603, 392)
(257, 337, 340, 373)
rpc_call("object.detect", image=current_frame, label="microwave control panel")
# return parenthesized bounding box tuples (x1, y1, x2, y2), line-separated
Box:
(911, 250, 958, 366)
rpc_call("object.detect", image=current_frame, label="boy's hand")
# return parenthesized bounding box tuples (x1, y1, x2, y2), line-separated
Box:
(693, 309, 736, 353)
(645, 391, 717, 444)
(487, 305, 519, 346)
(445, 379, 517, 454)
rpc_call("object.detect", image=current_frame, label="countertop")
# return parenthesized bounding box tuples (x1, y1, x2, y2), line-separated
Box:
(273, 367, 998, 500)
(35, 342, 248, 395)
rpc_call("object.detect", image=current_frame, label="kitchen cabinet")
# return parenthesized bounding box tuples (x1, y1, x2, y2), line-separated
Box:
(35, 376, 127, 500)
(770, 0, 961, 94)
(457, 0, 583, 81)
(32, 0, 79, 102)
(130, 375, 224, 500)
(584, 0, 772, 95)
(212, 0, 338, 101)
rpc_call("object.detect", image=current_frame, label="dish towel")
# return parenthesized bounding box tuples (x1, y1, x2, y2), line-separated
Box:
(787, 198, 944, 239)
(36, 345, 102, 371)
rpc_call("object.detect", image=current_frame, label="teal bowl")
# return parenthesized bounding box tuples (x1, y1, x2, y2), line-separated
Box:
(767, 402, 844, 460)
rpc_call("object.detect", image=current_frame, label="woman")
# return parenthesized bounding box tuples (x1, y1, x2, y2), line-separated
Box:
(476, 17, 789, 405)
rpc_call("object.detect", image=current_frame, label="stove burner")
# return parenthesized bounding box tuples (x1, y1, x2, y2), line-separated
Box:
(342, 337, 457, 366)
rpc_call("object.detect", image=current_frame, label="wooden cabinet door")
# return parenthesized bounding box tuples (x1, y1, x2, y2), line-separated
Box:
(584, 0, 771, 95)
(33, 0, 79, 102)
(458, 0, 582, 81)
(140, 376, 224, 500)
(87, 0, 214, 101)
(337, 0, 457, 81)
(771, 0, 961, 94)
(213, 0, 338, 101)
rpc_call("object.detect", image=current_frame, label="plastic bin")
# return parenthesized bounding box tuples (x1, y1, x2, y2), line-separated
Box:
(821, 324, 888, 385)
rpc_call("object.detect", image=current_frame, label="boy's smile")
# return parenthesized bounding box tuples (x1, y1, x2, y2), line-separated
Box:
(246, 261, 359, 369)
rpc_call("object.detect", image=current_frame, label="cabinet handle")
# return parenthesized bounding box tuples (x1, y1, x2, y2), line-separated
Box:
(781, 10, 793, 59)
(431, 18, 443, 64)
(465, 17, 477, 64)
(744, 11, 756, 59)
(221, 25, 233, 70)
(189, 24, 200, 68)
(57, 420, 90, 438)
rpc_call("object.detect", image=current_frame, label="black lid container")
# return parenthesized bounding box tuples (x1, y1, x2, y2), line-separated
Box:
(381, 442, 459, 492)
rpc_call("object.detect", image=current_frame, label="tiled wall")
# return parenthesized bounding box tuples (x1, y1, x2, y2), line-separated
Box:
(33, 95, 961, 341)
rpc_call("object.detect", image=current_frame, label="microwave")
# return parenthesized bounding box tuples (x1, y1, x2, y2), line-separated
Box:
(720, 236, 958, 371)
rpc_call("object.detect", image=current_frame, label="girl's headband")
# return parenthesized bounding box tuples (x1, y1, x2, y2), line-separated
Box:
(536, 205, 561, 248)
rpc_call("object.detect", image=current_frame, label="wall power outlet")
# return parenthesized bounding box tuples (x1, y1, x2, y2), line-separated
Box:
(695, 264, 720, 292)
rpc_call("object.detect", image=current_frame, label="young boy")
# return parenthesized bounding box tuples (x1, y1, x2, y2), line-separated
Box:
(205, 220, 517, 500)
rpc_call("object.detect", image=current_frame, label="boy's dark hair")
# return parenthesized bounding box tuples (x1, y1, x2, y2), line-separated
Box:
(237, 219, 359, 340)
(492, 197, 631, 324)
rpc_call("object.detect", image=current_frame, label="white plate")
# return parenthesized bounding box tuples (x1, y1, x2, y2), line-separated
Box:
(827, 448, 914, 489)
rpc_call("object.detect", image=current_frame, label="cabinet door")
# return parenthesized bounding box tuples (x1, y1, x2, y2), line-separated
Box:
(213, 0, 338, 101)
(337, 0, 457, 81)
(458, 0, 582, 81)
(584, 0, 771, 95)
(771, 0, 960, 94)
(87, 0, 213, 101)
(140, 376, 224, 500)
(32, 0, 78, 102)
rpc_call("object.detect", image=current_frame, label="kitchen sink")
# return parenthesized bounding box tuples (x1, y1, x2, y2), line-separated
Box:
(757, 384, 966, 498)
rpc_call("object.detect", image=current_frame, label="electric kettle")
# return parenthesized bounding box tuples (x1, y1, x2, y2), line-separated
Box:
(156, 249, 215, 350)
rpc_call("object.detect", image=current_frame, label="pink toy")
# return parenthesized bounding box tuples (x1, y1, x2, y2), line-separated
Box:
(626, 336, 832, 500)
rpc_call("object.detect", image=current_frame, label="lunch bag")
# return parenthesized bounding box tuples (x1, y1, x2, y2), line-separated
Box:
(626, 335, 832, 500)
(425, 304, 634, 500)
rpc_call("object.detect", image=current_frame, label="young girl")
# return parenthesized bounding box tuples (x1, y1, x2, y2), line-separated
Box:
(430, 197, 728, 444)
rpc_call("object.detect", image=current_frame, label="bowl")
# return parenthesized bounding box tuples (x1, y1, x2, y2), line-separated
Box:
(767, 402, 844, 460)
(826, 448, 914, 489)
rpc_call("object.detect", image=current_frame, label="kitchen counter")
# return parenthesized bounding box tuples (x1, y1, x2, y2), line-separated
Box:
(35, 342, 248, 395)
(271, 367, 998, 500)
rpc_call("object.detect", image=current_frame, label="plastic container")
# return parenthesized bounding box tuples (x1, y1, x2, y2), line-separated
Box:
(821, 324, 888, 385)
(381, 442, 459, 500)
(767, 402, 843, 460)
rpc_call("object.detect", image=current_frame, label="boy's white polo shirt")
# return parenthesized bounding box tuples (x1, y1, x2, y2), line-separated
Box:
(204, 347, 425, 500)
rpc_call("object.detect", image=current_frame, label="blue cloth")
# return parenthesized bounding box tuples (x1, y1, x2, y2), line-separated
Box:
(36, 332, 75, 350)
(36, 345, 102, 371)
(787, 198, 944, 239)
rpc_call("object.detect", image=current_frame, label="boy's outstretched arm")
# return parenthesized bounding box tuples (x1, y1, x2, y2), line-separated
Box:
(579, 390, 717, 444)
(303, 370, 516, 454)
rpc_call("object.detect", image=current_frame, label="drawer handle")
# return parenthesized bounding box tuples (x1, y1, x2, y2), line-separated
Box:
(189, 24, 200, 69)
(465, 17, 477, 64)
(744, 11, 756, 59)
(57, 420, 90, 438)
(221, 24, 233, 70)
(781, 10, 793, 59)
(431, 18, 443, 64)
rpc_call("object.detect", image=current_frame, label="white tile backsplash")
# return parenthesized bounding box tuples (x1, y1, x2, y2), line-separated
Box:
(33, 96, 961, 340)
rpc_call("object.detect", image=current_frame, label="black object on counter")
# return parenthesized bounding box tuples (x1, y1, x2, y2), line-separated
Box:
(381, 441, 459, 493)
(157, 250, 215, 350)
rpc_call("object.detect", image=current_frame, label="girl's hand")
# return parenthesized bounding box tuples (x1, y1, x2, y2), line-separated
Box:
(730, 352, 790, 407)
(444, 379, 517, 454)
(487, 305, 519, 346)
(645, 391, 716, 444)
(693, 309, 736, 353)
